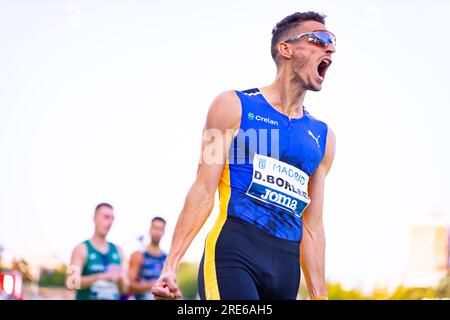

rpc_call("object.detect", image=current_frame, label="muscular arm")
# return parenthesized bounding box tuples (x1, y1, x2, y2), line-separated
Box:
(128, 251, 156, 293)
(67, 243, 108, 290)
(300, 128, 336, 299)
(162, 91, 241, 274)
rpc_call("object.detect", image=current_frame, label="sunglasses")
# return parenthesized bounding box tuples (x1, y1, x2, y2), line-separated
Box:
(284, 30, 336, 47)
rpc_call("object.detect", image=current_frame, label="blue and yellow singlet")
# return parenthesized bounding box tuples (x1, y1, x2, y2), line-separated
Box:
(215, 88, 328, 241)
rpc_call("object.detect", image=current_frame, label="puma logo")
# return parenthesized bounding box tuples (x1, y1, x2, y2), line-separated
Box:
(308, 130, 320, 148)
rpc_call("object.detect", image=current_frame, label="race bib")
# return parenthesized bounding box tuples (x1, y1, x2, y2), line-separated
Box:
(245, 153, 311, 217)
(90, 280, 120, 300)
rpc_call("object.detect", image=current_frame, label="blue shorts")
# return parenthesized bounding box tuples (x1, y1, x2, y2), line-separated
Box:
(198, 217, 301, 300)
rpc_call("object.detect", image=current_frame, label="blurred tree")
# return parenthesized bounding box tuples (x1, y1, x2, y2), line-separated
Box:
(436, 275, 450, 298)
(12, 258, 35, 283)
(327, 282, 367, 300)
(370, 285, 390, 300)
(177, 262, 199, 299)
(297, 281, 309, 300)
(38, 266, 67, 288)
(389, 285, 436, 300)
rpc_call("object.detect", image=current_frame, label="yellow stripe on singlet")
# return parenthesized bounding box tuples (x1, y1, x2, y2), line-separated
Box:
(203, 162, 231, 300)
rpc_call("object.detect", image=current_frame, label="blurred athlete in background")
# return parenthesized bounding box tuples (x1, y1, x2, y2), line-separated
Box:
(128, 217, 167, 300)
(67, 203, 128, 300)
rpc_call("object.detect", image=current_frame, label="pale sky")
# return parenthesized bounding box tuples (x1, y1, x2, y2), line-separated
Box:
(1, 0, 449, 291)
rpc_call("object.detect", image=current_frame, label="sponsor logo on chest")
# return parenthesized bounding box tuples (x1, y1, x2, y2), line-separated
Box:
(248, 112, 279, 126)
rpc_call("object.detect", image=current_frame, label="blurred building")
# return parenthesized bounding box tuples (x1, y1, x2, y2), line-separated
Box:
(403, 213, 449, 287)
(0, 249, 14, 269)
(0, 244, 4, 267)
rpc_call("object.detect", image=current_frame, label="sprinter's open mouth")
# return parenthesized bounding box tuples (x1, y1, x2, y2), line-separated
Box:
(317, 58, 332, 79)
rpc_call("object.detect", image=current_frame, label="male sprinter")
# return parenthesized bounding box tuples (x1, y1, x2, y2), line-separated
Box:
(152, 11, 336, 300)
(67, 203, 128, 300)
(128, 217, 167, 300)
